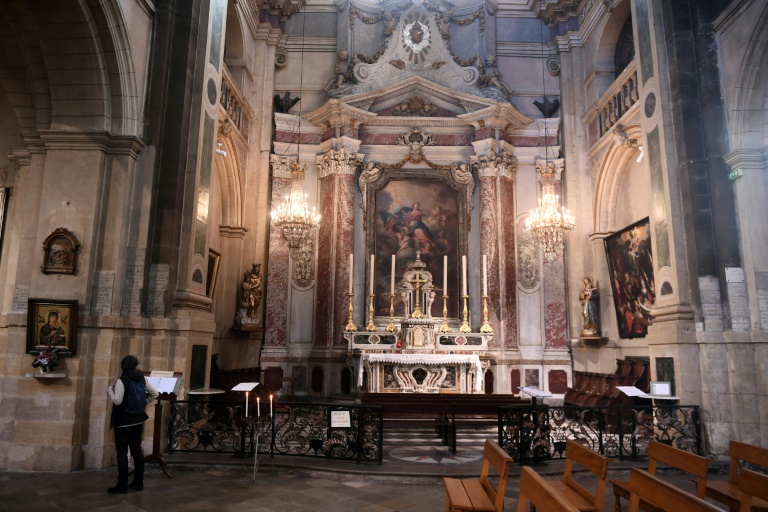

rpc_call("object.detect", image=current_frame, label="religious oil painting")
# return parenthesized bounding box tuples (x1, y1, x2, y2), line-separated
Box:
(374, 179, 459, 317)
(40, 227, 79, 275)
(26, 299, 78, 356)
(604, 218, 655, 339)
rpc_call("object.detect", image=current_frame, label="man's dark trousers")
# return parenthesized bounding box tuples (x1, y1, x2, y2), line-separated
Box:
(115, 424, 144, 486)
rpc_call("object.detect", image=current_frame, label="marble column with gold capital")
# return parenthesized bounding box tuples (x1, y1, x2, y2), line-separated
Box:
(314, 146, 364, 348)
(472, 143, 518, 348)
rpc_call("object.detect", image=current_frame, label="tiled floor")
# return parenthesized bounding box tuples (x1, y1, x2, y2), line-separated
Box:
(0, 428, 731, 511)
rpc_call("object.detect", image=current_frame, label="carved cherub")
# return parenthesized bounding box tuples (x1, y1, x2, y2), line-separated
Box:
(324, 49, 353, 93)
(479, 55, 514, 99)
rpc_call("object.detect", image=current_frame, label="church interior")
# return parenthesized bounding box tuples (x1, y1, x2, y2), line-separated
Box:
(0, 0, 766, 474)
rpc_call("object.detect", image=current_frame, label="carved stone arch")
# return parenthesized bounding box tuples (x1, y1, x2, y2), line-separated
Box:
(592, 0, 633, 98)
(592, 124, 644, 233)
(731, 1, 768, 150)
(213, 135, 244, 227)
(224, 0, 246, 67)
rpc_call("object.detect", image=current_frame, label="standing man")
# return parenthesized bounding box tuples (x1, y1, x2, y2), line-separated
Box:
(107, 355, 159, 494)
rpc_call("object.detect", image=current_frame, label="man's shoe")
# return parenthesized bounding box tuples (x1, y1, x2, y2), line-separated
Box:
(128, 481, 143, 491)
(107, 485, 128, 494)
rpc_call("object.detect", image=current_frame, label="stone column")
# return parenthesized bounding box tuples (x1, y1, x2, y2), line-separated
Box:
(535, 158, 568, 350)
(263, 155, 294, 348)
(314, 147, 363, 348)
(472, 144, 518, 348)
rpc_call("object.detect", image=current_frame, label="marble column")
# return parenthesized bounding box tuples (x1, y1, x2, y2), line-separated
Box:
(314, 148, 363, 348)
(263, 155, 293, 348)
(537, 158, 568, 350)
(472, 146, 518, 348)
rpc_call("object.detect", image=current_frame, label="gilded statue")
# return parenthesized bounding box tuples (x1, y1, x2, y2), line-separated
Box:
(240, 263, 262, 320)
(579, 276, 600, 337)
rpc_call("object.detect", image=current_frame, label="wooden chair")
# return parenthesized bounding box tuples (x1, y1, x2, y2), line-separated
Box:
(626, 468, 720, 512)
(516, 466, 581, 512)
(539, 439, 610, 512)
(706, 440, 768, 512)
(443, 439, 512, 511)
(737, 468, 768, 512)
(610, 440, 710, 512)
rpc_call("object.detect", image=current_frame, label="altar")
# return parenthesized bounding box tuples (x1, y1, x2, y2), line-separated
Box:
(345, 252, 492, 394)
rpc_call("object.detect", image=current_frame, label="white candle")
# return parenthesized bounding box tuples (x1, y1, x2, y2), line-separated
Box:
(462, 255, 468, 296)
(443, 255, 448, 295)
(369, 254, 375, 295)
(348, 253, 353, 295)
(270, 394, 273, 417)
(257, 396, 260, 418)
(483, 255, 488, 296)
(245, 391, 249, 418)
(391, 255, 396, 294)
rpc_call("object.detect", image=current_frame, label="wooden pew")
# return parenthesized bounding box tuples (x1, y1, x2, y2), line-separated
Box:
(737, 468, 768, 512)
(443, 439, 512, 512)
(610, 440, 710, 512)
(516, 466, 581, 512)
(706, 440, 768, 512)
(540, 439, 610, 512)
(627, 468, 720, 512)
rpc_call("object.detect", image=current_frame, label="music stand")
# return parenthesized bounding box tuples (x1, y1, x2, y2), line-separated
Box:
(144, 372, 182, 479)
(518, 386, 552, 406)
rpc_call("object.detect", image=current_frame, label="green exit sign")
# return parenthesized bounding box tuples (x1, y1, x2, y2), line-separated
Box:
(728, 169, 742, 181)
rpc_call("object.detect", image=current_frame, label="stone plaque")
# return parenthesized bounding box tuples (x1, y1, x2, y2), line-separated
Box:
(12, 286, 29, 313)
(121, 248, 145, 316)
(702, 304, 722, 318)
(92, 271, 115, 315)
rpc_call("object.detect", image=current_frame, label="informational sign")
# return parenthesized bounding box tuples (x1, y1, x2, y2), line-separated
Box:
(725, 267, 744, 283)
(330, 410, 351, 428)
(147, 376, 182, 395)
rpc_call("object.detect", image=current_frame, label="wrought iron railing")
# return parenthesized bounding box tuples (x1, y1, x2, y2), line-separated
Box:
(498, 404, 701, 464)
(168, 400, 384, 464)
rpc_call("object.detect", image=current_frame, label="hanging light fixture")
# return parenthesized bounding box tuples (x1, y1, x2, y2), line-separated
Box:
(271, 161, 320, 250)
(524, 18, 575, 262)
(524, 160, 575, 262)
(270, 4, 319, 251)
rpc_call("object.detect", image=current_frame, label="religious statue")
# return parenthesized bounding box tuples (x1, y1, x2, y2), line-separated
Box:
(579, 276, 600, 337)
(324, 49, 354, 97)
(235, 263, 263, 331)
(477, 55, 514, 101)
(358, 161, 382, 228)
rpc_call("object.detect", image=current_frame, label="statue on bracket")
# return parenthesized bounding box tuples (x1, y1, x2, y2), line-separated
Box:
(234, 263, 263, 331)
(579, 276, 601, 338)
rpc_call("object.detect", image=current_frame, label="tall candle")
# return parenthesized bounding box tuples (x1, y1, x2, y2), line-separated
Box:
(483, 255, 488, 296)
(443, 255, 448, 295)
(462, 255, 468, 296)
(391, 255, 396, 294)
(369, 254, 375, 295)
(257, 396, 260, 418)
(270, 394, 273, 417)
(348, 253, 353, 294)
(245, 392, 249, 418)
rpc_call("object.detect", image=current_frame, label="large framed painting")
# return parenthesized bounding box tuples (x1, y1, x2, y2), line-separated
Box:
(366, 169, 469, 318)
(604, 218, 655, 339)
(26, 299, 78, 355)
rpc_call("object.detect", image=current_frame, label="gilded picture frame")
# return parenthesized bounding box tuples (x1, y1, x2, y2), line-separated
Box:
(41, 228, 79, 275)
(26, 299, 78, 356)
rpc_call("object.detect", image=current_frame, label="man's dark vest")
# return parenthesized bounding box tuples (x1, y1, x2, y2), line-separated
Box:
(110, 370, 148, 428)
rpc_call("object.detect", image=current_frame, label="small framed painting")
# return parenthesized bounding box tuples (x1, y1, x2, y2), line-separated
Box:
(27, 299, 78, 356)
(41, 228, 79, 275)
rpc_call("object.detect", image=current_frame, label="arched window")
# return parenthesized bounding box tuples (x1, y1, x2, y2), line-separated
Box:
(614, 16, 635, 78)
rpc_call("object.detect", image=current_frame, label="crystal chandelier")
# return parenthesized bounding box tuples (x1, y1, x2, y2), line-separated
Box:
(271, 161, 320, 250)
(525, 160, 575, 262)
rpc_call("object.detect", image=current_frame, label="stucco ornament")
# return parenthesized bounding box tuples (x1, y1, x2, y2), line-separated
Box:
(402, 20, 431, 55)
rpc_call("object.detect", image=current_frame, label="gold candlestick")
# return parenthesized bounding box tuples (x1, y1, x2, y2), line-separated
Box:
(365, 293, 377, 332)
(459, 294, 471, 333)
(438, 295, 451, 332)
(385, 294, 397, 332)
(345, 292, 358, 332)
(480, 295, 493, 333)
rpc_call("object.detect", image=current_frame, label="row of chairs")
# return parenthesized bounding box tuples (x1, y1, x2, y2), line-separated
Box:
(564, 358, 650, 408)
(444, 438, 768, 512)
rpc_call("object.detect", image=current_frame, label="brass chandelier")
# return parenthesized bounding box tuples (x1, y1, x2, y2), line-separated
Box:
(271, 161, 320, 250)
(524, 159, 575, 262)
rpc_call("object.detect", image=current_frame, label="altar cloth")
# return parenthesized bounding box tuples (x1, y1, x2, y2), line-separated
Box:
(358, 353, 484, 392)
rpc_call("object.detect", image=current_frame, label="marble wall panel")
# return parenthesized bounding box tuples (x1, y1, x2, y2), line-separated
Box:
(333, 176, 356, 346)
(544, 256, 567, 348)
(314, 177, 336, 347)
(264, 177, 291, 347)
(479, 176, 500, 344)
(274, 131, 324, 145)
(500, 177, 518, 348)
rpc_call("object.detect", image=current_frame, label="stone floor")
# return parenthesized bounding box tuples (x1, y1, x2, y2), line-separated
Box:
(0, 440, 732, 512)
